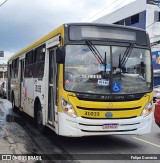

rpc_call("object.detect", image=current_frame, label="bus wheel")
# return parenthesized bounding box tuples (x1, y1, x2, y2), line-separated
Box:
(36, 103, 45, 133)
(12, 96, 18, 113)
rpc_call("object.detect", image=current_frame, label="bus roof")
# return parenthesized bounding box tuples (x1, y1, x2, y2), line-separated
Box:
(8, 24, 64, 61)
(8, 23, 147, 62)
(66, 23, 146, 32)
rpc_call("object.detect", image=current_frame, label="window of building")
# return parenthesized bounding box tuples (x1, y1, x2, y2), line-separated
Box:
(113, 11, 145, 27)
(139, 11, 145, 22)
(114, 19, 125, 25)
(154, 11, 160, 22)
(125, 12, 145, 26)
(131, 14, 139, 24)
(125, 17, 131, 26)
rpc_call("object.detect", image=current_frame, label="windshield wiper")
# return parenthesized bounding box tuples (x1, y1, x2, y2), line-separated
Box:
(86, 41, 108, 79)
(120, 43, 134, 67)
(103, 52, 107, 79)
(118, 43, 134, 80)
(86, 40, 104, 64)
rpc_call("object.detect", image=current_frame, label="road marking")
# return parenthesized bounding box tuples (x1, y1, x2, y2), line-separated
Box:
(133, 136, 160, 148)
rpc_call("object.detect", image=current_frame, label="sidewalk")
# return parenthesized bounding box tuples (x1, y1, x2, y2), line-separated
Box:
(0, 100, 23, 162)
(0, 126, 23, 163)
(0, 125, 22, 155)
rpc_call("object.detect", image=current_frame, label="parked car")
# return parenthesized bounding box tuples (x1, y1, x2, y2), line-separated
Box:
(154, 100, 160, 127)
(153, 85, 160, 102)
(0, 81, 7, 98)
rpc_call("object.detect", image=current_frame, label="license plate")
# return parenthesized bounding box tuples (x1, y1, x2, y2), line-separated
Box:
(103, 124, 119, 129)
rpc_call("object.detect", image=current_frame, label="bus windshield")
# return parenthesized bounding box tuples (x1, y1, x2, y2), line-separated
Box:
(64, 44, 152, 94)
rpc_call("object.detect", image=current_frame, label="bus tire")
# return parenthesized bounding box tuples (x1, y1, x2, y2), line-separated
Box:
(12, 95, 18, 113)
(36, 102, 45, 133)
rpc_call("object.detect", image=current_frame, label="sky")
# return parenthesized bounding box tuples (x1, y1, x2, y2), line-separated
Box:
(0, 0, 135, 63)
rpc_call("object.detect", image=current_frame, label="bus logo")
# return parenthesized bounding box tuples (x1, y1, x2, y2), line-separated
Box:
(108, 102, 113, 108)
(105, 112, 113, 118)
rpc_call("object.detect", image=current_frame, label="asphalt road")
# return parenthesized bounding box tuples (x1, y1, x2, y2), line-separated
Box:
(0, 98, 160, 162)
(48, 113, 160, 162)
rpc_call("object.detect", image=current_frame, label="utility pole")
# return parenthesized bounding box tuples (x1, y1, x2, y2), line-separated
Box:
(0, 0, 8, 7)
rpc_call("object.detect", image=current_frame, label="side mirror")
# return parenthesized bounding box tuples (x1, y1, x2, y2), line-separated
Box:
(56, 47, 64, 64)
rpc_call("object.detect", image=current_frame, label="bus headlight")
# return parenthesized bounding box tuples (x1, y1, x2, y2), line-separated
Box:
(141, 101, 153, 117)
(61, 98, 77, 118)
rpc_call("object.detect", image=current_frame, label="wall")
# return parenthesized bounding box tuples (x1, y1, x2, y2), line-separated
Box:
(94, 0, 147, 24)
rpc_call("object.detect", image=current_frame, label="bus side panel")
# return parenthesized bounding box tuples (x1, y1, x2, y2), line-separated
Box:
(23, 78, 34, 116)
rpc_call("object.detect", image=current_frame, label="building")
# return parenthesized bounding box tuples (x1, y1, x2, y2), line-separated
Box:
(93, 0, 160, 85)
(0, 63, 7, 84)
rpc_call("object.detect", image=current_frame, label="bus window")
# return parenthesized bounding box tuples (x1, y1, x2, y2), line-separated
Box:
(12, 58, 19, 78)
(33, 62, 44, 78)
(112, 47, 151, 93)
(24, 51, 33, 78)
(34, 44, 45, 62)
(33, 44, 45, 78)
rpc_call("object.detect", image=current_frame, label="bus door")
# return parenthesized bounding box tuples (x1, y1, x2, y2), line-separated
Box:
(20, 59, 25, 108)
(48, 48, 57, 126)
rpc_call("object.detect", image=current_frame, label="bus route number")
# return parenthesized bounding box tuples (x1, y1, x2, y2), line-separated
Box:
(84, 111, 100, 117)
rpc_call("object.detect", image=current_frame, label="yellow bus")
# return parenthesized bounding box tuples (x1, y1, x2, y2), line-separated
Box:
(7, 23, 153, 136)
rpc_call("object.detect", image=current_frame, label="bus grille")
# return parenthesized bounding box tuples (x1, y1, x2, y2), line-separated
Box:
(77, 106, 141, 111)
(81, 116, 137, 119)
(77, 106, 141, 119)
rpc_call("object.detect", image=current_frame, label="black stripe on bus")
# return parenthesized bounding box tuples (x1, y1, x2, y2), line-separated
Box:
(81, 129, 137, 132)
(81, 116, 137, 119)
(77, 106, 141, 111)
(78, 122, 140, 126)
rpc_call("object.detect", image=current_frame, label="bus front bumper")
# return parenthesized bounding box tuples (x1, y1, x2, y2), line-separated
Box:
(58, 112, 153, 137)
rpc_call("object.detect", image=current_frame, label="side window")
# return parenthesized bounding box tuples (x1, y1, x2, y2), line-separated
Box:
(12, 58, 19, 78)
(33, 44, 46, 78)
(24, 51, 33, 78)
